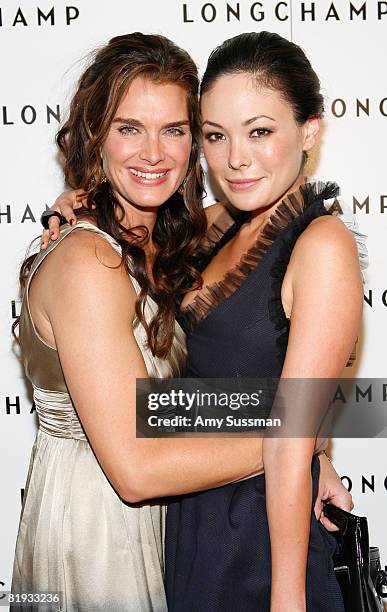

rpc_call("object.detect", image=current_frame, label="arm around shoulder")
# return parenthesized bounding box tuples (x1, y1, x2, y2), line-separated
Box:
(40, 230, 263, 503)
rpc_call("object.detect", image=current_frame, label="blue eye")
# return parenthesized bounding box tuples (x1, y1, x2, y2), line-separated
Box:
(118, 125, 138, 135)
(166, 127, 186, 136)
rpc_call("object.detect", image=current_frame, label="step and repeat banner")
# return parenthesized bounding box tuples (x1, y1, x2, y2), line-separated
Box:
(1, 0, 386, 605)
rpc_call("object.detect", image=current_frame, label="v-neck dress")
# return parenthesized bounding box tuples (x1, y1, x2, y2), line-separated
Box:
(165, 182, 358, 612)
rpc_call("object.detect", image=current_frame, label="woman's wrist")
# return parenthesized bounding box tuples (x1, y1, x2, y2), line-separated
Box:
(270, 571, 306, 611)
(271, 594, 306, 612)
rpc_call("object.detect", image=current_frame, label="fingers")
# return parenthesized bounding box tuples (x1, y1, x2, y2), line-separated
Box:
(40, 230, 50, 251)
(314, 496, 323, 521)
(319, 514, 339, 532)
(349, 494, 354, 511)
(76, 189, 95, 210)
(41, 189, 84, 250)
(53, 189, 84, 225)
(75, 189, 88, 206)
(47, 215, 61, 241)
(330, 491, 353, 513)
(59, 202, 77, 226)
(315, 496, 339, 531)
(319, 490, 353, 532)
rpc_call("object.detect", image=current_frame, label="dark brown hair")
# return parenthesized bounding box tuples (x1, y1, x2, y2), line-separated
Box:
(201, 31, 324, 123)
(17, 33, 206, 358)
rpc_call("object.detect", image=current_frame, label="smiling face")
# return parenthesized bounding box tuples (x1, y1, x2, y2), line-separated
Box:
(101, 76, 192, 212)
(201, 72, 320, 213)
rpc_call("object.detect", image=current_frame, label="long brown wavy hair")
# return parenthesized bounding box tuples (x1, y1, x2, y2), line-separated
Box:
(17, 33, 206, 358)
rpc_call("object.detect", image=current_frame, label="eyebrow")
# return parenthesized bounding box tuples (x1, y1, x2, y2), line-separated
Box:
(202, 115, 276, 128)
(112, 117, 190, 128)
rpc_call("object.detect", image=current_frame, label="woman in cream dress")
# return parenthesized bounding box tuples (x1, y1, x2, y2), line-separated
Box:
(11, 33, 265, 611)
(12, 221, 184, 611)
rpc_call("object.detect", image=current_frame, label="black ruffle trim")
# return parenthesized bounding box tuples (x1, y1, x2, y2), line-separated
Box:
(268, 181, 339, 364)
(179, 181, 340, 333)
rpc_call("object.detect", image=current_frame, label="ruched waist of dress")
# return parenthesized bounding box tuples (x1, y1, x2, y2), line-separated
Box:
(34, 386, 88, 440)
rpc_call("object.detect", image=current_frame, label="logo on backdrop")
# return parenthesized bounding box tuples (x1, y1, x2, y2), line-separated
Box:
(326, 195, 387, 216)
(3, 397, 34, 415)
(341, 473, 387, 493)
(5, 381, 387, 419)
(12, 475, 387, 503)
(0, 203, 51, 224)
(11, 475, 387, 505)
(0, 5, 79, 27)
(363, 290, 387, 308)
(12, 301, 21, 320)
(182, 2, 387, 24)
(8, 285, 387, 314)
(1, 104, 60, 127)
(0, 189, 386, 226)
(352, 194, 387, 214)
(3, 100, 385, 126)
(1, 196, 386, 229)
(328, 98, 387, 118)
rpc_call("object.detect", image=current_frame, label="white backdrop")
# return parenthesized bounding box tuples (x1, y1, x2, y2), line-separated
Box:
(1, 0, 386, 607)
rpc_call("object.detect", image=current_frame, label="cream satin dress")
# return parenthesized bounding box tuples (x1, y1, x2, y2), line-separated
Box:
(11, 222, 187, 611)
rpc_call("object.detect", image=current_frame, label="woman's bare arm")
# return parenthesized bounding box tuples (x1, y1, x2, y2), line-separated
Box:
(30, 230, 263, 503)
(264, 215, 363, 612)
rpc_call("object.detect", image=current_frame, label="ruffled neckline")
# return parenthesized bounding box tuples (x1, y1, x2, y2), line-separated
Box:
(179, 181, 340, 331)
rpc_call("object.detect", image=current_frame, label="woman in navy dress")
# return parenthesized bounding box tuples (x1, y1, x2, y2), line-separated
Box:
(165, 33, 363, 611)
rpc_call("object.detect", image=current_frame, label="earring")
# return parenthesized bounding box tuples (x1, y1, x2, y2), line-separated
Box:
(91, 169, 107, 187)
(178, 178, 187, 195)
(100, 152, 107, 183)
(98, 165, 107, 184)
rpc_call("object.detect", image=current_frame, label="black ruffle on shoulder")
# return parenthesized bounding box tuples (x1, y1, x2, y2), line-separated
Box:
(179, 181, 340, 333)
(192, 203, 249, 275)
(267, 181, 339, 363)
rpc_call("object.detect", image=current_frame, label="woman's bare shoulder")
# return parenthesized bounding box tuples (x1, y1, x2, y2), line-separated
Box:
(36, 228, 136, 309)
(51, 228, 122, 270)
(295, 214, 356, 256)
(288, 214, 361, 297)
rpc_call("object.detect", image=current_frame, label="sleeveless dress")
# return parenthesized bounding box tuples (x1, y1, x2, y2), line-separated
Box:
(165, 182, 366, 612)
(11, 221, 186, 612)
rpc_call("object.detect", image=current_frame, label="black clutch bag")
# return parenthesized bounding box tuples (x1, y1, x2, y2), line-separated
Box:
(323, 502, 387, 612)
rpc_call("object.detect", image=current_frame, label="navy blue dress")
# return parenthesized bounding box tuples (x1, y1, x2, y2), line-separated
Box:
(165, 182, 345, 612)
